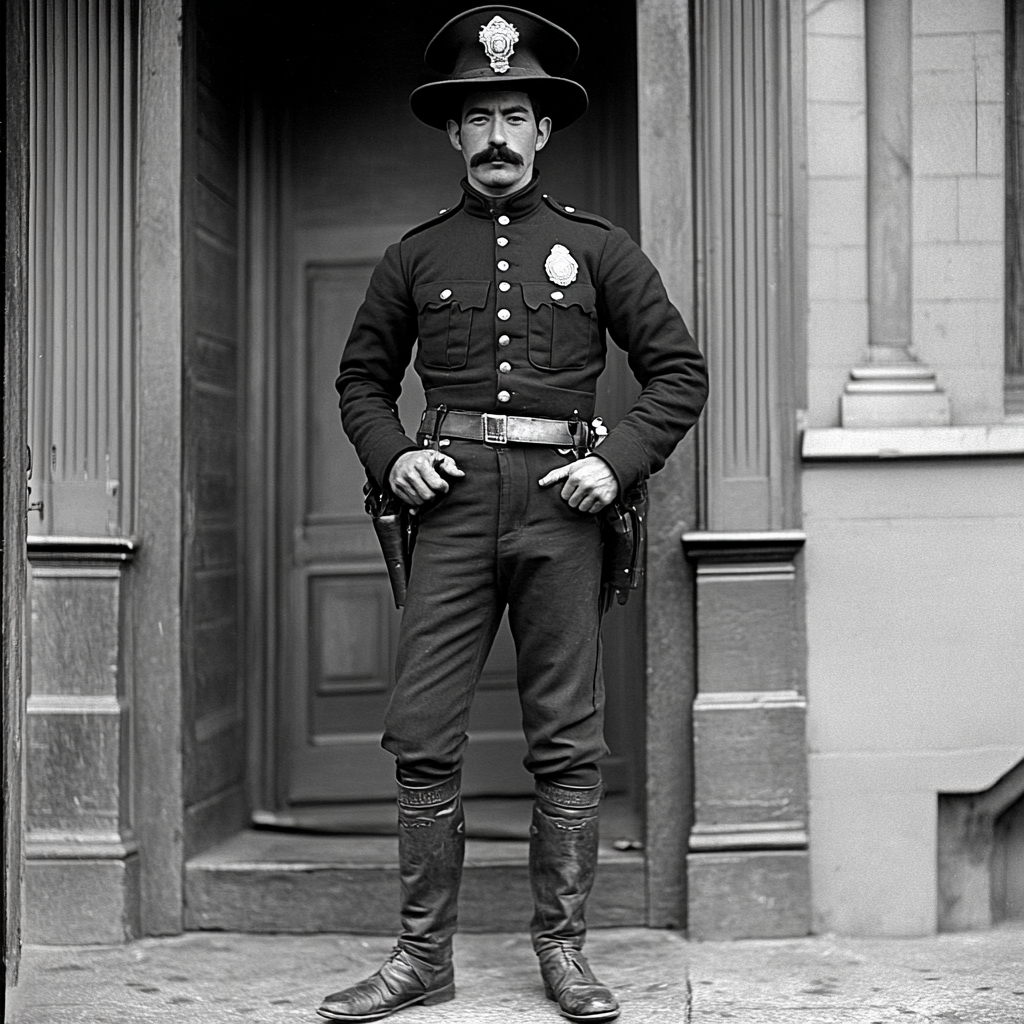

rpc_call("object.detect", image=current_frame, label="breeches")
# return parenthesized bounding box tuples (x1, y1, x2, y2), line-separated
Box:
(382, 439, 609, 787)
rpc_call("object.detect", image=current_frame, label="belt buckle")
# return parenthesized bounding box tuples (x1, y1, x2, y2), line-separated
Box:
(483, 413, 508, 445)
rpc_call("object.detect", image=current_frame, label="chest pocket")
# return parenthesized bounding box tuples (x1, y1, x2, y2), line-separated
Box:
(522, 283, 598, 371)
(414, 281, 490, 370)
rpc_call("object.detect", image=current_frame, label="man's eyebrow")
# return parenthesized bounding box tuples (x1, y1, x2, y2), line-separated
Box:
(463, 104, 531, 117)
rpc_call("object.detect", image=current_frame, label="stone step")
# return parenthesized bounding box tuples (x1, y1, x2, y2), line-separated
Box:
(185, 829, 646, 933)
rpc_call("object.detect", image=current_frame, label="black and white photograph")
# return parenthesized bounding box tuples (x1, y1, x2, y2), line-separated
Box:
(3, 1, 1023, 1021)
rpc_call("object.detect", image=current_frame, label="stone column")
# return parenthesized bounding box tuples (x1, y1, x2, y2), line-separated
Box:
(841, 0, 950, 426)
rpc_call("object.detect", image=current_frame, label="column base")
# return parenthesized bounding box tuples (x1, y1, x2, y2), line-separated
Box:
(687, 849, 811, 940)
(841, 365, 951, 427)
(24, 836, 140, 944)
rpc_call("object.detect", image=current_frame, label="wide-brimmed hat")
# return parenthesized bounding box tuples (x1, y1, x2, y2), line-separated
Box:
(410, 6, 588, 131)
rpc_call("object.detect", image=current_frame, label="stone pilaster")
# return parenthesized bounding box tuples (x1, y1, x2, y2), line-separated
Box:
(23, 0, 141, 943)
(691, 0, 810, 938)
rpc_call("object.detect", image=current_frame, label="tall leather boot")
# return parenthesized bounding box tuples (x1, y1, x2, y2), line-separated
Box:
(529, 779, 620, 1023)
(319, 774, 464, 1022)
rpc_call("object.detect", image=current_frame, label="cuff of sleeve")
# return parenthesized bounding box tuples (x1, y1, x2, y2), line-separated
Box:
(593, 432, 648, 494)
(368, 436, 420, 491)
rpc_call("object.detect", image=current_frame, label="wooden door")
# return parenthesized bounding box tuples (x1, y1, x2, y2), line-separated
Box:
(283, 222, 529, 803)
(260, 2, 642, 810)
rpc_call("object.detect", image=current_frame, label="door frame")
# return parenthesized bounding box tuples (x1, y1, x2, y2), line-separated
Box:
(243, 92, 284, 816)
(242, 1, 700, 929)
(5, 0, 30, 985)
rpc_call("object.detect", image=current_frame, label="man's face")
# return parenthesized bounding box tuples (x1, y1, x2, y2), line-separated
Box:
(447, 90, 551, 196)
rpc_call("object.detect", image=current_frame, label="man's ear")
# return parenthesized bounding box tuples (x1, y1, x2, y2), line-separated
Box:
(446, 119, 463, 151)
(535, 116, 552, 151)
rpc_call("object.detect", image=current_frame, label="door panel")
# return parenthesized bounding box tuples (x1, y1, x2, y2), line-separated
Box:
(286, 233, 527, 803)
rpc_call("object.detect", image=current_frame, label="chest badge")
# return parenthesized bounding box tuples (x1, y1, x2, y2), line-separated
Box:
(544, 244, 579, 288)
(479, 16, 519, 74)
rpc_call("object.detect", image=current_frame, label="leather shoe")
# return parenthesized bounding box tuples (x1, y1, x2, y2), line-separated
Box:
(540, 946, 620, 1023)
(318, 947, 455, 1021)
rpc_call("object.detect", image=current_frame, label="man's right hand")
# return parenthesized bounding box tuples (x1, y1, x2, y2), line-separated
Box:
(389, 449, 465, 506)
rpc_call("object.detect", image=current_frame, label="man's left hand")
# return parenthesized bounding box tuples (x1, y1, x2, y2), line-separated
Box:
(538, 456, 619, 514)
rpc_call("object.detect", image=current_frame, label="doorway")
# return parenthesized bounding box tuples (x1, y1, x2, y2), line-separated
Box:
(245, 2, 643, 815)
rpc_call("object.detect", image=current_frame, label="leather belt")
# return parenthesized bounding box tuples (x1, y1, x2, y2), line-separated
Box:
(418, 408, 584, 447)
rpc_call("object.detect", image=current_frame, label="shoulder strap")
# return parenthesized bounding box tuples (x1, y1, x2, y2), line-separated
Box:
(401, 197, 465, 240)
(542, 193, 613, 230)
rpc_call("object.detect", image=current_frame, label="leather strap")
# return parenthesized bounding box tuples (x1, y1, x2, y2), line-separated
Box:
(418, 408, 584, 447)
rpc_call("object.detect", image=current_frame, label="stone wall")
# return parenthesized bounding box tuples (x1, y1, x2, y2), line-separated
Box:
(802, 0, 1024, 936)
(804, 0, 1006, 427)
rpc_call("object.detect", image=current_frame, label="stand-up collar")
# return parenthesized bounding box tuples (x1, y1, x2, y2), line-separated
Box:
(461, 172, 544, 221)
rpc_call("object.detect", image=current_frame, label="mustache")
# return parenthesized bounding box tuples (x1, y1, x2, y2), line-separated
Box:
(470, 144, 524, 167)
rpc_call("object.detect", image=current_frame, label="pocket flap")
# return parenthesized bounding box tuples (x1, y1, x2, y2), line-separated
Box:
(521, 282, 596, 314)
(414, 280, 491, 312)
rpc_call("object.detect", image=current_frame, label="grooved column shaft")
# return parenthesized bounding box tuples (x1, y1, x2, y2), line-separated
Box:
(866, 0, 912, 359)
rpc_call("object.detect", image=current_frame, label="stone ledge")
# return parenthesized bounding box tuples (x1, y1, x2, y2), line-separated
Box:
(681, 530, 807, 564)
(802, 424, 1024, 461)
(26, 534, 138, 563)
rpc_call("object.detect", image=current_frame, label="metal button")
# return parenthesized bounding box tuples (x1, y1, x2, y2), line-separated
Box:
(497, 214, 510, 225)
(550, 291, 564, 300)
(499, 361, 512, 373)
(497, 260, 509, 271)
(498, 334, 511, 346)
(440, 288, 452, 300)
(565, 206, 575, 213)
(499, 282, 510, 292)
(497, 237, 508, 247)
(497, 308, 510, 321)
(497, 390, 511, 403)
(439, 208, 447, 215)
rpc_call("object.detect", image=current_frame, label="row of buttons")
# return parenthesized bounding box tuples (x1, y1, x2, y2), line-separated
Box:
(437, 285, 564, 302)
(496, 215, 511, 401)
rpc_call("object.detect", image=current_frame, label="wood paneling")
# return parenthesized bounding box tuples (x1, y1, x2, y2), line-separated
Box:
(181, 0, 245, 858)
(27, 0, 136, 538)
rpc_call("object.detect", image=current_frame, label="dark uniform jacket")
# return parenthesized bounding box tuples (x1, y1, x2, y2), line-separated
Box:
(337, 174, 708, 493)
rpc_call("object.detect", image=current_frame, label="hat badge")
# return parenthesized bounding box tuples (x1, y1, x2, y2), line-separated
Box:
(545, 244, 579, 288)
(479, 15, 519, 74)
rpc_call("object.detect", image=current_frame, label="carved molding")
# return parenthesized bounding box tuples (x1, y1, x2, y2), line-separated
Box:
(683, 529, 807, 566)
(27, 534, 137, 563)
(802, 425, 1024, 461)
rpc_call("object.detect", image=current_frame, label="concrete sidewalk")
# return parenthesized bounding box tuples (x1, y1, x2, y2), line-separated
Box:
(6, 926, 1023, 1023)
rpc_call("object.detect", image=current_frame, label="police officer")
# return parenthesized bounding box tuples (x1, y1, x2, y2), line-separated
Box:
(321, 7, 707, 1022)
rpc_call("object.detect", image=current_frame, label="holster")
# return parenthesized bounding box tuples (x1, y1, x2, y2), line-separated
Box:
(600, 480, 648, 610)
(364, 477, 417, 609)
